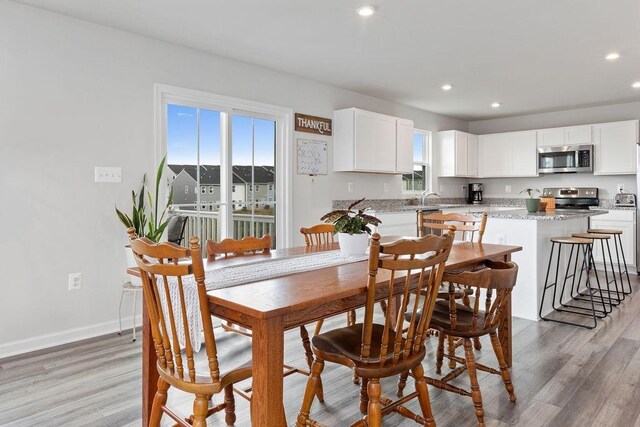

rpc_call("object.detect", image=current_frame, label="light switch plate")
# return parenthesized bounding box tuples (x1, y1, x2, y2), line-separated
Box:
(95, 167, 122, 183)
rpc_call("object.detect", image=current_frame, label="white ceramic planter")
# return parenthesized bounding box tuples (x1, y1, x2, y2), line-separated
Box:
(337, 233, 369, 256)
(125, 246, 142, 286)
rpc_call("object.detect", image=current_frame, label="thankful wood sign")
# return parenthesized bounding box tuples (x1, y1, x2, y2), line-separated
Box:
(295, 113, 332, 136)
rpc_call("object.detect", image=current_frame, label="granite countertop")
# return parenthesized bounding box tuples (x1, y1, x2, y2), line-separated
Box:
(475, 209, 609, 220)
(333, 198, 636, 215)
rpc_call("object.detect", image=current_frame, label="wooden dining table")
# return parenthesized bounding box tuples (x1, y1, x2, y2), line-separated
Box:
(134, 240, 521, 427)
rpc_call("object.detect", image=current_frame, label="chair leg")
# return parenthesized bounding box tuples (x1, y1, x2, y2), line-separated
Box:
(396, 370, 410, 397)
(149, 378, 169, 427)
(192, 394, 210, 427)
(464, 338, 485, 426)
(413, 363, 436, 426)
(296, 359, 325, 427)
(447, 335, 456, 369)
(313, 319, 324, 336)
(359, 377, 369, 414)
(436, 332, 445, 374)
(224, 384, 236, 425)
(473, 337, 482, 350)
(490, 331, 516, 402)
(366, 378, 382, 427)
(344, 311, 361, 385)
(299, 325, 324, 402)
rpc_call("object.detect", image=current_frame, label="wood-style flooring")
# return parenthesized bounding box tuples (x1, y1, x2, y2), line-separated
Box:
(2, 277, 640, 426)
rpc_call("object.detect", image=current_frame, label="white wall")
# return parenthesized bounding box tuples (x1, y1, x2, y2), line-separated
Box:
(468, 102, 640, 199)
(0, 1, 467, 357)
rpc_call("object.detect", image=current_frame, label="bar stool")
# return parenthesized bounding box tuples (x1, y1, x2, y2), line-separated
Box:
(539, 236, 607, 329)
(572, 232, 623, 307)
(587, 228, 633, 296)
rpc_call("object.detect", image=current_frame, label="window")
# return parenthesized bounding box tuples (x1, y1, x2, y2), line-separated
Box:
(255, 185, 260, 191)
(249, 184, 253, 191)
(232, 185, 236, 192)
(184, 185, 189, 194)
(403, 130, 431, 193)
(209, 186, 214, 194)
(268, 184, 273, 191)
(201, 186, 206, 194)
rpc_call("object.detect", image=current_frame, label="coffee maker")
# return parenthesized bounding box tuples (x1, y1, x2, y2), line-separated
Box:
(467, 183, 483, 204)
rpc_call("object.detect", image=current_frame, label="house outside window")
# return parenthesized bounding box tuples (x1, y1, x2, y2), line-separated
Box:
(403, 129, 431, 193)
(185, 185, 189, 194)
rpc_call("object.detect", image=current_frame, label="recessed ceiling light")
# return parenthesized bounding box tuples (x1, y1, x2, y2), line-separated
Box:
(441, 84, 453, 91)
(491, 102, 501, 108)
(605, 52, 620, 61)
(356, 5, 375, 16)
(632, 81, 640, 89)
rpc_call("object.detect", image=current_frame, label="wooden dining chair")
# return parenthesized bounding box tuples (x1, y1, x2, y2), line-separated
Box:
(296, 229, 456, 427)
(128, 229, 251, 427)
(300, 224, 358, 386)
(206, 235, 273, 337)
(418, 211, 488, 243)
(299, 224, 354, 335)
(415, 260, 519, 426)
(299, 223, 335, 247)
(419, 211, 489, 361)
(206, 234, 325, 402)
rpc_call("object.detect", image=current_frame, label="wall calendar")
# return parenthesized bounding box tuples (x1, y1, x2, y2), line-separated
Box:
(296, 139, 328, 175)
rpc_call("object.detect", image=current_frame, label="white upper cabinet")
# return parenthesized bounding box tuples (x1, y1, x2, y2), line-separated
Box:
(438, 130, 476, 177)
(536, 128, 565, 147)
(467, 134, 478, 177)
(537, 125, 592, 147)
(333, 108, 413, 174)
(593, 120, 639, 175)
(565, 125, 592, 145)
(395, 118, 414, 174)
(478, 130, 537, 177)
(478, 133, 510, 177)
(510, 131, 538, 176)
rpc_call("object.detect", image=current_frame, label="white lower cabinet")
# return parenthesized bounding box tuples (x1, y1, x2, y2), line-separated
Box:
(589, 211, 636, 268)
(374, 212, 418, 237)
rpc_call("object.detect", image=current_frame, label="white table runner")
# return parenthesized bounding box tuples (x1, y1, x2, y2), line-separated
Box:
(157, 250, 368, 351)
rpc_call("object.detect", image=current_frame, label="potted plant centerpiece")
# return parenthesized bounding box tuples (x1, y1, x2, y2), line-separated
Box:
(321, 197, 381, 256)
(520, 188, 541, 213)
(115, 157, 174, 283)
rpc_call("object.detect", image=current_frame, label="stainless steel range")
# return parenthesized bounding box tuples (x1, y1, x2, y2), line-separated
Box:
(543, 187, 599, 210)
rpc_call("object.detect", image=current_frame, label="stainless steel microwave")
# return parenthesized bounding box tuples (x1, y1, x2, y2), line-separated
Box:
(538, 144, 593, 174)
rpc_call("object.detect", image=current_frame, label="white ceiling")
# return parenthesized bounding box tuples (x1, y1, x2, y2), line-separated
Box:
(14, 0, 640, 121)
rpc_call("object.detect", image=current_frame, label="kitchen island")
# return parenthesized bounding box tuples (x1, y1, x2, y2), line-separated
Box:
(478, 209, 608, 320)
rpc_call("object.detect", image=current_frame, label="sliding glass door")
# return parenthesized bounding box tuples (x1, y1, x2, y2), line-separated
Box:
(165, 104, 278, 248)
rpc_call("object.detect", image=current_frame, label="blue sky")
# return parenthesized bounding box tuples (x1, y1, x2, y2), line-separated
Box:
(167, 104, 275, 166)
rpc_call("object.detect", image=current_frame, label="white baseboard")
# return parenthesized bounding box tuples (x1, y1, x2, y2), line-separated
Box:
(0, 315, 143, 360)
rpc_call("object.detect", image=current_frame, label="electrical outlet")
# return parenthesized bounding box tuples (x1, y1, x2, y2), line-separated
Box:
(505, 185, 512, 194)
(95, 167, 122, 183)
(617, 183, 625, 193)
(496, 234, 506, 245)
(68, 273, 82, 291)
(347, 182, 354, 193)
(383, 183, 389, 193)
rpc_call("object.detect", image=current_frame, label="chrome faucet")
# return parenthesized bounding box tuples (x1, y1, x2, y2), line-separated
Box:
(420, 190, 439, 205)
